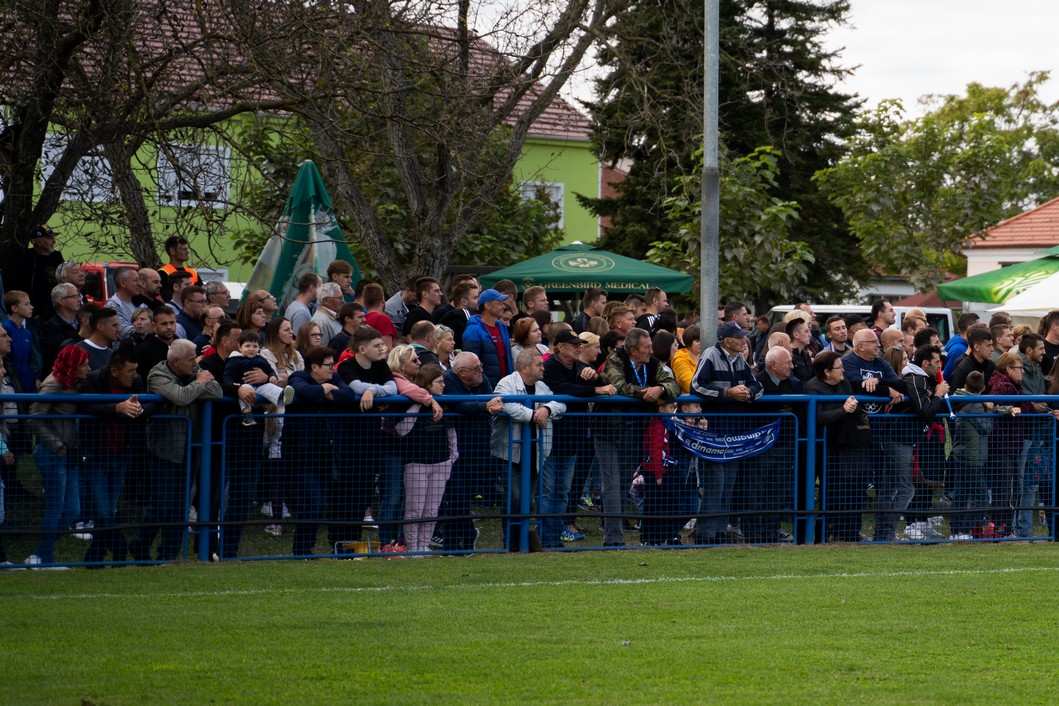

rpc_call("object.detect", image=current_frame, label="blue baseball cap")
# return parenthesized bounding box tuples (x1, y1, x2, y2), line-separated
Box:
(478, 289, 510, 305)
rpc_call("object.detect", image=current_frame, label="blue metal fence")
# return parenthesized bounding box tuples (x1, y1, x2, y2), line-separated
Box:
(0, 392, 1055, 568)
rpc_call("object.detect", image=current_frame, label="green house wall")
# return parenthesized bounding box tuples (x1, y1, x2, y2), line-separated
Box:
(44, 133, 601, 283)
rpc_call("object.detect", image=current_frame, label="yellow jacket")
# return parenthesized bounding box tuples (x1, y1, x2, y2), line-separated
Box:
(671, 347, 698, 395)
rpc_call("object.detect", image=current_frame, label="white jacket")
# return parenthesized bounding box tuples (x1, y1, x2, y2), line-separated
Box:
(490, 372, 565, 462)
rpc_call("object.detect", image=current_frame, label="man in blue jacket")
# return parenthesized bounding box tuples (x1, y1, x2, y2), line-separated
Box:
(461, 289, 513, 386)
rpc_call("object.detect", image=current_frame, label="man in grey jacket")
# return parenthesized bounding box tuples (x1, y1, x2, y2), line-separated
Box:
(130, 339, 222, 562)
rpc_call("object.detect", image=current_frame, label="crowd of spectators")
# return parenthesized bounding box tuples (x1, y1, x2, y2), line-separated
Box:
(3, 229, 1059, 567)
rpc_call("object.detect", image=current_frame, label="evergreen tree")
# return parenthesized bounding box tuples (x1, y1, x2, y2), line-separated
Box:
(585, 0, 864, 305)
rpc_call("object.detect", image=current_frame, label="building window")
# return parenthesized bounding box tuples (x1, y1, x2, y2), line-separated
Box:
(519, 181, 564, 228)
(156, 143, 230, 208)
(40, 135, 116, 203)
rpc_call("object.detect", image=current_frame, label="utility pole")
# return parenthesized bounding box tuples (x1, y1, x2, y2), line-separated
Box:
(700, 0, 720, 348)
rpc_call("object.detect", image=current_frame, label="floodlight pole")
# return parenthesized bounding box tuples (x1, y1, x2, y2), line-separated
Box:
(700, 0, 720, 349)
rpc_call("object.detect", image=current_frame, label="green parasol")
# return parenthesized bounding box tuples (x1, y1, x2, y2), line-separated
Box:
(936, 255, 1059, 304)
(479, 243, 693, 294)
(243, 160, 361, 309)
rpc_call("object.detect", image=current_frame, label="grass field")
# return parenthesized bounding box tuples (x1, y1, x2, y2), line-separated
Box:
(3, 543, 1059, 704)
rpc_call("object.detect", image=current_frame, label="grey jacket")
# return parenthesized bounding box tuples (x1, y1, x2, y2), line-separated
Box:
(147, 360, 222, 464)
(29, 375, 81, 453)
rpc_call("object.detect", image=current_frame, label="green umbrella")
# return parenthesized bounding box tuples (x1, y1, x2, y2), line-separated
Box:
(479, 243, 694, 294)
(936, 255, 1059, 304)
(244, 160, 361, 309)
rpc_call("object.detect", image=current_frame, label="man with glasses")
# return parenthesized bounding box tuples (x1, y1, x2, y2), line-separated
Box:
(39, 283, 82, 375)
(310, 282, 344, 343)
(245, 289, 279, 319)
(436, 352, 504, 551)
(203, 281, 230, 309)
(175, 285, 207, 341)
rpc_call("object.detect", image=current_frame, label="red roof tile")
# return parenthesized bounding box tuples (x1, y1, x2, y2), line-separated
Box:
(970, 196, 1059, 249)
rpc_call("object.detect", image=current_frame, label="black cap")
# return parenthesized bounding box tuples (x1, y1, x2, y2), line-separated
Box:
(553, 329, 583, 346)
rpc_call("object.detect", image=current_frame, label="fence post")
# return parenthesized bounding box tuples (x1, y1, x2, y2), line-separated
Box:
(519, 421, 532, 553)
(803, 399, 818, 545)
(198, 400, 213, 562)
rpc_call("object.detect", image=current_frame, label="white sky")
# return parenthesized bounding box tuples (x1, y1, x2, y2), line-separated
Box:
(815, 0, 1058, 113)
(563, 0, 1059, 115)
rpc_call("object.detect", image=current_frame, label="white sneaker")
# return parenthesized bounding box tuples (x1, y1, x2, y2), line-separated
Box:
(73, 521, 93, 541)
(282, 385, 296, 406)
(684, 518, 697, 532)
(951, 533, 974, 541)
(904, 522, 927, 540)
(188, 506, 198, 523)
(281, 504, 292, 519)
(261, 502, 273, 518)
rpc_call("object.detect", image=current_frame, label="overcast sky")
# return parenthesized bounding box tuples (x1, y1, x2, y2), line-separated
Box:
(812, 0, 1057, 113)
(564, 0, 1059, 115)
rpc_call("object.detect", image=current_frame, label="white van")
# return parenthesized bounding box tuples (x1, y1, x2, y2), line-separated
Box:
(767, 305, 955, 342)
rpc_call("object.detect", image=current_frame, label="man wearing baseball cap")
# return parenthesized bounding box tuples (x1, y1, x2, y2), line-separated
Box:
(690, 321, 763, 544)
(461, 288, 513, 387)
(10, 225, 65, 322)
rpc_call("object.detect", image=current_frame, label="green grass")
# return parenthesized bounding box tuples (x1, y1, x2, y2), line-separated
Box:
(3, 543, 1059, 704)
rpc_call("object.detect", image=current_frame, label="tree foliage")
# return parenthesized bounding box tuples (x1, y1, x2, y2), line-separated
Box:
(0, 0, 296, 269)
(647, 146, 811, 305)
(815, 73, 1059, 290)
(228, 115, 564, 278)
(226, 0, 617, 292)
(585, 0, 863, 306)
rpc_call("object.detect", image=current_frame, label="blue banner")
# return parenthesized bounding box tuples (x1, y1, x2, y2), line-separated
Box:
(662, 417, 781, 464)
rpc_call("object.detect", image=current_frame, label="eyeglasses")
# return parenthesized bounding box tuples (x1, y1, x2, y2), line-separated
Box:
(255, 295, 277, 303)
(309, 332, 323, 338)
(458, 365, 484, 373)
(831, 365, 843, 370)
(1010, 365, 1024, 370)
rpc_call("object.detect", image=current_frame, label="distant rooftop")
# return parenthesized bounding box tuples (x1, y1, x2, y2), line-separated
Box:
(969, 196, 1059, 249)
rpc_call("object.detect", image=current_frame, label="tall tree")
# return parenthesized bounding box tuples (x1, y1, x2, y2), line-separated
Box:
(227, 0, 618, 293)
(815, 73, 1059, 290)
(0, 0, 296, 269)
(586, 0, 863, 305)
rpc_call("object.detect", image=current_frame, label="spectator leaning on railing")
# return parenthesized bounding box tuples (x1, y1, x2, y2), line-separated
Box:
(286, 346, 357, 556)
(25, 345, 90, 567)
(130, 339, 221, 563)
(492, 349, 565, 551)
(595, 328, 680, 547)
(690, 322, 762, 545)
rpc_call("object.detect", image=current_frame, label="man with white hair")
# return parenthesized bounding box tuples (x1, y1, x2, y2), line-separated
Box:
(310, 282, 344, 343)
(749, 346, 803, 543)
(130, 338, 221, 562)
(492, 349, 566, 551)
(39, 283, 80, 375)
(434, 351, 505, 551)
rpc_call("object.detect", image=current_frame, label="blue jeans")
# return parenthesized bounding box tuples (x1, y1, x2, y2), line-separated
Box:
(84, 455, 129, 563)
(540, 452, 576, 548)
(1013, 439, 1041, 538)
(874, 443, 914, 541)
(376, 453, 405, 546)
(34, 445, 80, 564)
